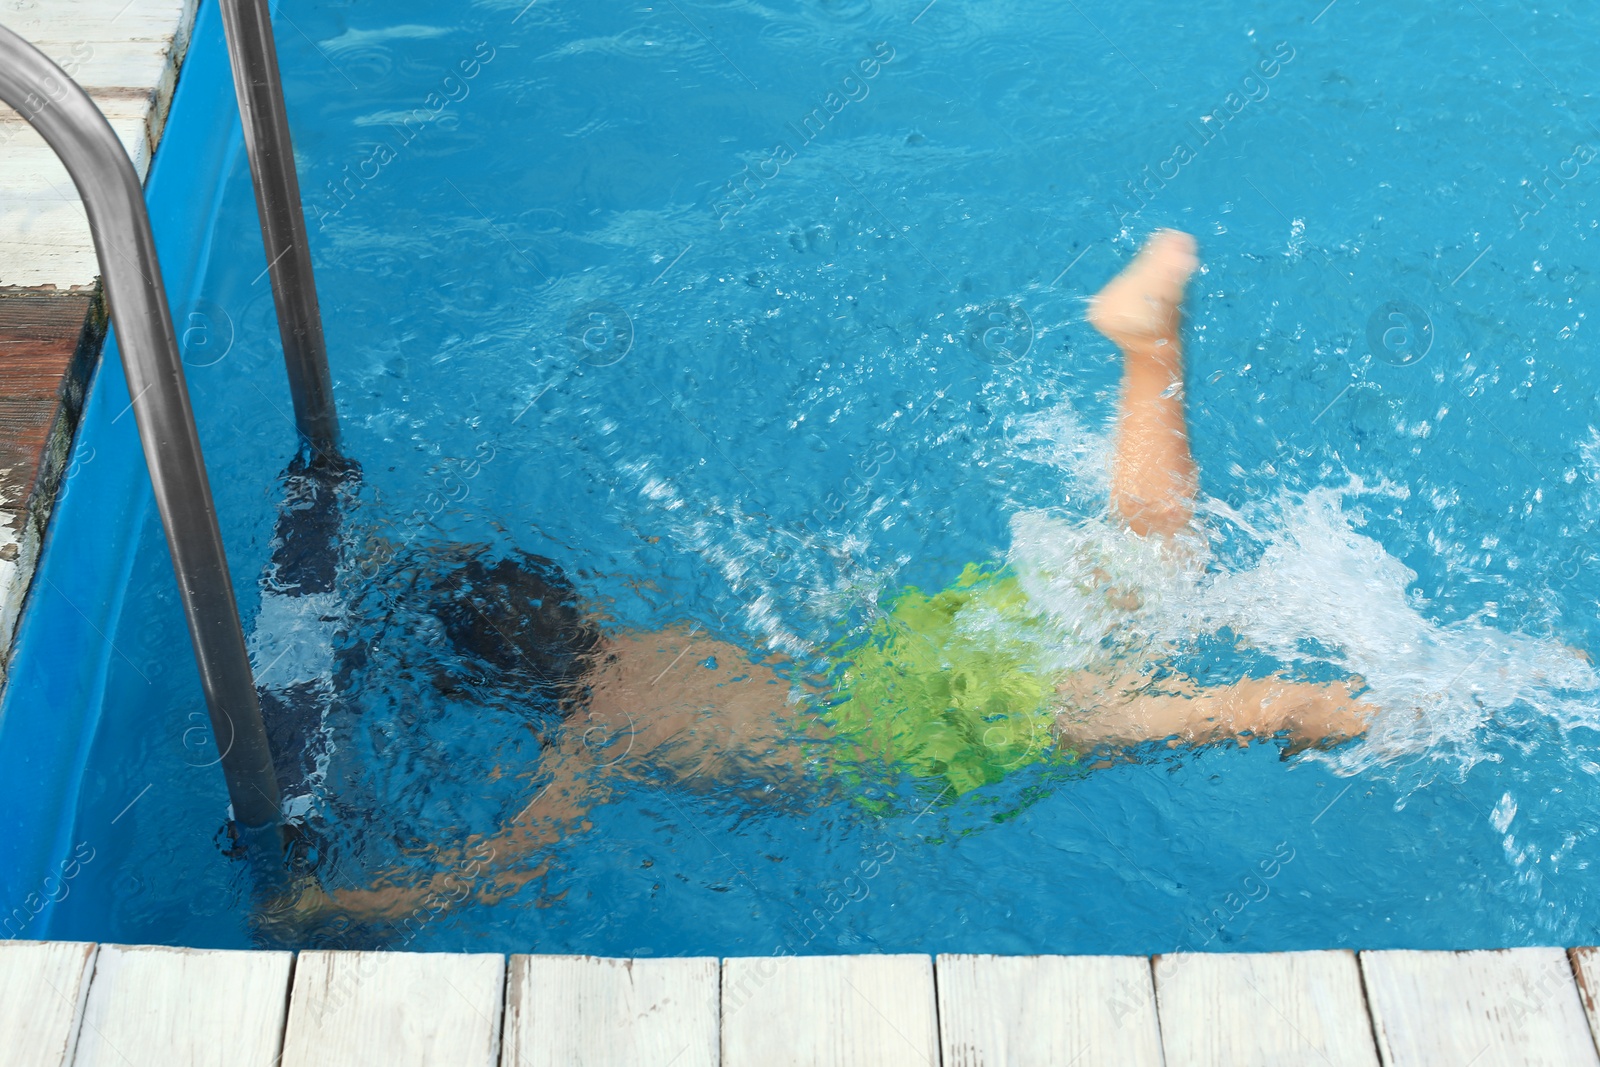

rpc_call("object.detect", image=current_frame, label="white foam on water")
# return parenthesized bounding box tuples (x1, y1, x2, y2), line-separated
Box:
(1003, 403, 1600, 780)
(622, 457, 819, 659)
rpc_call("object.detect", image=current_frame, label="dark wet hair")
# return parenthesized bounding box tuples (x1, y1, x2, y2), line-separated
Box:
(425, 549, 603, 703)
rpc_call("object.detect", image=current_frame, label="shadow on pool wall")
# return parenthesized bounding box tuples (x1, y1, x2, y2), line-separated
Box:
(9, 0, 1600, 954)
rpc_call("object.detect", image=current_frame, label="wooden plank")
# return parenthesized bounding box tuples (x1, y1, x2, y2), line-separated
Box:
(1153, 950, 1378, 1067)
(1362, 948, 1599, 1066)
(0, 288, 97, 398)
(279, 951, 504, 1067)
(0, 207, 102, 290)
(0, 0, 196, 51)
(72, 944, 291, 1067)
(722, 954, 938, 1067)
(937, 953, 1163, 1067)
(0, 0, 199, 290)
(0, 99, 159, 289)
(0, 941, 96, 1067)
(503, 955, 719, 1067)
(1, 90, 163, 190)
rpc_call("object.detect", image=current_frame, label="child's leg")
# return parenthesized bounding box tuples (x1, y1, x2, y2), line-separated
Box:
(1072, 233, 1376, 747)
(1088, 230, 1200, 538)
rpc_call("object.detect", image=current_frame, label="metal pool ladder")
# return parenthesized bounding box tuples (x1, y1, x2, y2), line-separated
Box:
(0, 1, 339, 847)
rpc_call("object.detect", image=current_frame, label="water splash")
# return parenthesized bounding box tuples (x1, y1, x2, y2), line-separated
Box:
(1004, 408, 1600, 780)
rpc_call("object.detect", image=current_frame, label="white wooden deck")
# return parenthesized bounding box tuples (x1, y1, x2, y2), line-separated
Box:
(6, 942, 1600, 1066)
(0, 0, 199, 290)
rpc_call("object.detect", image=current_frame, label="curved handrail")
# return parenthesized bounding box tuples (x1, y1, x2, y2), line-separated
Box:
(0, 24, 282, 834)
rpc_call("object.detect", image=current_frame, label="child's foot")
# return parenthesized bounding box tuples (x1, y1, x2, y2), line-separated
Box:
(1088, 230, 1199, 352)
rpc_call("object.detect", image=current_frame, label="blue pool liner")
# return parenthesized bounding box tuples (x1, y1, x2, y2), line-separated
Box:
(0, 0, 243, 936)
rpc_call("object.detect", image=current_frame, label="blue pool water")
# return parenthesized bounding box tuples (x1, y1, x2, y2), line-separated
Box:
(7, 0, 1600, 953)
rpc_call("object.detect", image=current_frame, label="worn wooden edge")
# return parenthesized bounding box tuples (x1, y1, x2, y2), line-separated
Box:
(59, 940, 98, 1067)
(0, 286, 106, 686)
(1568, 947, 1600, 1058)
(64, 942, 98, 1067)
(1354, 948, 1385, 1067)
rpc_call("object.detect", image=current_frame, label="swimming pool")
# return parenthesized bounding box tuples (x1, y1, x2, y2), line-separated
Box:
(7, 0, 1600, 955)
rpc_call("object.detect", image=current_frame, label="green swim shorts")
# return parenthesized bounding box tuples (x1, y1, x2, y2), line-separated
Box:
(821, 562, 1072, 802)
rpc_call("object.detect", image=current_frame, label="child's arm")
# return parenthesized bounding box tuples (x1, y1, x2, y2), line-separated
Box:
(1054, 669, 1373, 751)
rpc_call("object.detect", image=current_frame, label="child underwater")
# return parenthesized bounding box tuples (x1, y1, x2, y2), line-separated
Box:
(270, 230, 1376, 925)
